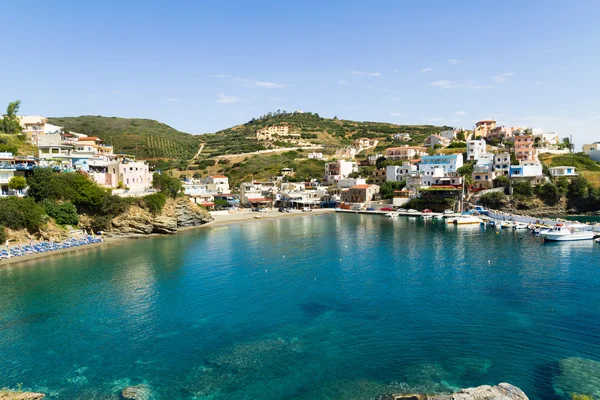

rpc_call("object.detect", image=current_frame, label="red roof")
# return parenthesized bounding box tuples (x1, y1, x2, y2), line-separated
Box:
(350, 184, 374, 189)
(210, 175, 228, 178)
(78, 137, 101, 141)
(248, 197, 269, 203)
(200, 202, 215, 206)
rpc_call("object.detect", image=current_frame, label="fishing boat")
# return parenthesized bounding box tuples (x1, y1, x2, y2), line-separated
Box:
(421, 209, 433, 219)
(540, 224, 596, 242)
(447, 215, 483, 225)
(385, 212, 399, 218)
(500, 221, 513, 229)
(512, 222, 529, 230)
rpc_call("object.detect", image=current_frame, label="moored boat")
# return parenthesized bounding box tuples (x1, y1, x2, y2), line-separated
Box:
(448, 215, 483, 225)
(385, 212, 399, 218)
(540, 224, 596, 242)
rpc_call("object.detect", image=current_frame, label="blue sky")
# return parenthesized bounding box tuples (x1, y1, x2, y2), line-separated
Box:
(2, 0, 599, 145)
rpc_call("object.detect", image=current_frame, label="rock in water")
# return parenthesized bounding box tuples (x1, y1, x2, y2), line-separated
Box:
(378, 383, 528, 400)
(0, 392, 45, 399)
(121, 384, 152, 400)
(553, 357, 600, 399)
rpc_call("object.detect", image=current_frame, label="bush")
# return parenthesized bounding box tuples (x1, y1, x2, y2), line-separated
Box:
(479, 191, 507, 208)
(143, 192, 167, 215)
(380, 181, 406, 199)
(26, 168, 61, 202)
(0, 197, 46, 233)
(447, 141, 467, 148)
(91, 215, 111, 233)
(0, 225, 6, 243)
(100, 195, 133, 217)
(42, 200, 79, 226)
(218, 159, 230, 164)
(404, 198, 454, 212)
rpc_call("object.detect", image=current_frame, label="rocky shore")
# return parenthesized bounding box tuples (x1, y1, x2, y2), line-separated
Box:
(0, 392, 44, 399)
(104, 197, 212, 236)
(378, 383, 528, 400)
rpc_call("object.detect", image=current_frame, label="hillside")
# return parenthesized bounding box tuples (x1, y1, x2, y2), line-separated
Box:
(540, 152, 600, 187)
(200, 111, 452, 158)
(48, 116, 201, 160)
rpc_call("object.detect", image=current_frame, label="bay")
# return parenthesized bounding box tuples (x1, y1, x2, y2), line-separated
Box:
(0, 213, 599, 399)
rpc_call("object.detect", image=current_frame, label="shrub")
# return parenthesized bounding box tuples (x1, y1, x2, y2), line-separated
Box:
(0, 197, 46, 233)
(91, 215, 111, 233)
(479, 191, 507, 208)
(42, 200, 79, 226)
(26, 168, 61, 202)
(218, 159, 230, 164)
(447, 141, 467, 148)
(143, 192, 167, 215)
(100, 195, 133, 217)
(0, 225, 6, 243)
(380, 181, 406, 199)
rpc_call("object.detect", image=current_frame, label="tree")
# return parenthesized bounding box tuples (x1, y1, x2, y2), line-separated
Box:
(555, 176, 569, 196)
(152, 173, 183, 198)
(375, 156, 387, 169)
(26, 168, 61, 202)
(347, 171, 361, 179)
(510, 152, 519, 165)
(567, 176, 590, 200)
(1, 101, 22, 134)
(493, 175, 510, 188)
(379, 180, 406, 199)
(214, 198, 229, 210)
(456, 131, 466, 141)
(8, 176, 27, 191)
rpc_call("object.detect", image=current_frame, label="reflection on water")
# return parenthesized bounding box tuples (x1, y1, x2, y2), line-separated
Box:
(0, 214, 599, 399)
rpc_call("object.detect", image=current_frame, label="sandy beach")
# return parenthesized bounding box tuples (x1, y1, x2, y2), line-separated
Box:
(0, 209, 336, 268)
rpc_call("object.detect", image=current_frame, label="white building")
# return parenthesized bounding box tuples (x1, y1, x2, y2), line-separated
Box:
(386, 163, 417, 182)
(466, 139, 487, 161)
(0, 153, 16, 194)
(324, 160, 358, 184)
(418, 154, 464, 176)
(203, 175, 230, 193)
(425, 134, 451, 148)
(549, 166, 577, 177)
(240, 181, 277, 206)
(533, 132, 560, 146)
(337, 177, 367, 189)
(308, 152, 323, 159)
(493, 153, 511, 176)
(104, 160, 152, 191)
(509, 161, 543, 178)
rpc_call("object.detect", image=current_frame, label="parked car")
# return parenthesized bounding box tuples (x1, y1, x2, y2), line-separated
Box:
(380, 207, 393, 211)
(397, 208, 407, 212)
(366, 207, 375, 211)
(258, 208, 268, 213)
(443, 209, 454, 215)
(422, 209, 433, 213)
(302, 207, 312, 212)
(408, 209, 418, 213)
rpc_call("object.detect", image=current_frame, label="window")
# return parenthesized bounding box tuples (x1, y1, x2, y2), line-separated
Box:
(126, 178, 129, 184)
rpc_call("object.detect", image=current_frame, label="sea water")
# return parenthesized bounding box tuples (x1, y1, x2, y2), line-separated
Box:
(0, 213, 599, 399)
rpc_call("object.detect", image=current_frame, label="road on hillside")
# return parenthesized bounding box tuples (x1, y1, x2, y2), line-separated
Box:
(212, 145, 324, 159)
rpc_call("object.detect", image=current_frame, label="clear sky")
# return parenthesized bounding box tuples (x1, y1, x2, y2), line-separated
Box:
(2, 0, 599, 145)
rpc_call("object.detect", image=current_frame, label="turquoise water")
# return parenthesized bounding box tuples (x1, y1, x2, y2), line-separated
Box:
(1, 214, 600, 399)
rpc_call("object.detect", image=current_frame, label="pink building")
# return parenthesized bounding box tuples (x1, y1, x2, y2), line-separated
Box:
(514, 135, 536, 161)
(106, 161, 153, 190)
(385, 145, 428, 161)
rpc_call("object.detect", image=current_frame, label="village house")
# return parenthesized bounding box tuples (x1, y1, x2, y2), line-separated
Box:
(256, 125, 290, 140)
(533, 132, 560, 146)
(472, 165, 495, 189)
(355, 138, 378, 148)
(509, 161, 543, 179)
(385, 145, 427, 161)
(18, 116, 48, 142)
(494, 153, 511, 176)
(514, 134, 537, 161)
(105, 160, 153, 191)
(474, 120, 496, 138)
(438, 130, 456, 141)
(0, 152, 17, 195)
(324, 160, 358, 184)
(425, 134, 451, 148)
(418, 154, 464, 176)
(337, 177, 367, 189)
(466, 139, 487, 161)
(393, 133, 411, 142)
(548, 166, 577, 177)
(307, 152, 323, 159)
(371, 169, 386, 185)
(203, 175, 230, 193)
(240, 181, 277, 207)
(341, 184, 380, 204)
(386, 163, 417, 182)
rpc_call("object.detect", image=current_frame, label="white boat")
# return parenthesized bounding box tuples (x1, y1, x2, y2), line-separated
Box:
(512, 222, 529, 230)
(385, 212, 399, 218)
(500, 221, 513, 229)
(448, 215, 483, 225)
(540, 224, 596, 242)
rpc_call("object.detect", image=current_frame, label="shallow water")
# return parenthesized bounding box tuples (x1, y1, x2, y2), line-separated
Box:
(1, 214, 599, 399)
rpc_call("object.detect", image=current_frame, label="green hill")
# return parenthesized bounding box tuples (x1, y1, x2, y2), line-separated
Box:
(48, 116, 201, 160)
(200, 111, 452, 158)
